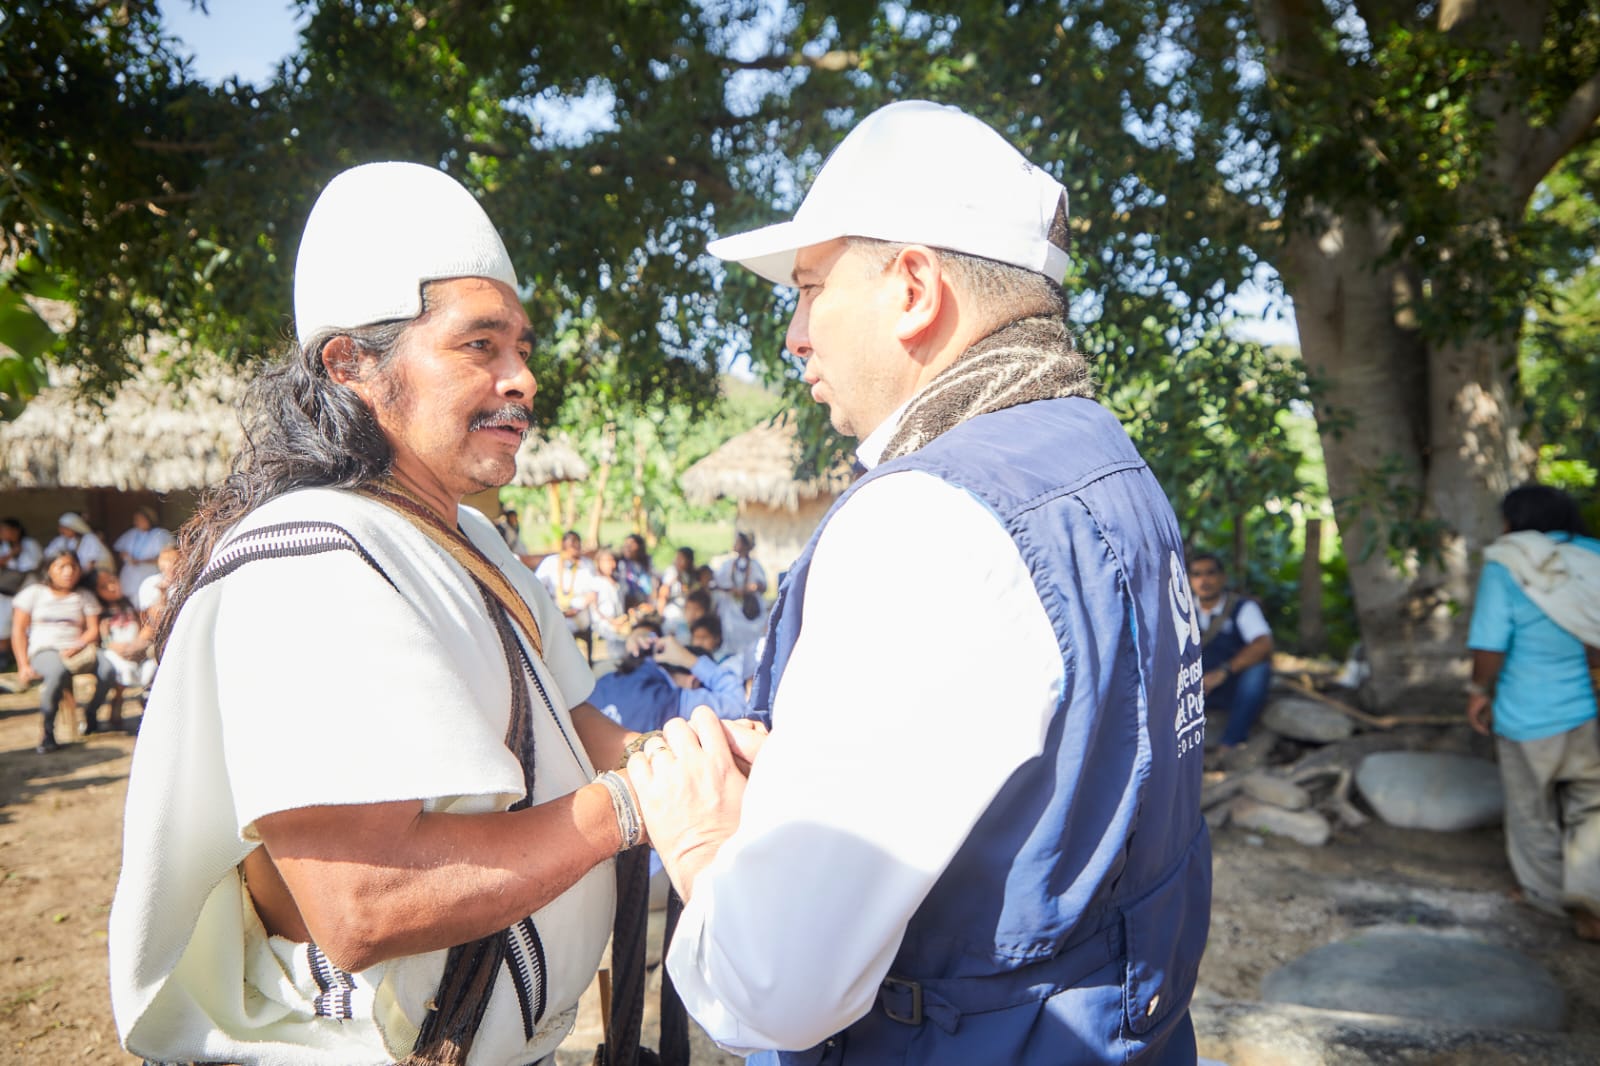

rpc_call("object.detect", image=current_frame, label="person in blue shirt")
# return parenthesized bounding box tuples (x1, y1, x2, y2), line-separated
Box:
(1467, 483, 1600, 942)
(590, 621, 753, 733)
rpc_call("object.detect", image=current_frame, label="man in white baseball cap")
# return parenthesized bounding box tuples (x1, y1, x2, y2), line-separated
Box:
(631, 101, 1211, 1064)
(111, 162, 652, 1065)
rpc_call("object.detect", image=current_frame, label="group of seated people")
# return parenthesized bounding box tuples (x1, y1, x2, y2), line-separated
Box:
(514, 520, 771, 675)
(4, 512, 180, 754)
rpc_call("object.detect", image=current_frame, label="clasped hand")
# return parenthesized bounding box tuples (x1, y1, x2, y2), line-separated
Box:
(626, 707, 768, 899)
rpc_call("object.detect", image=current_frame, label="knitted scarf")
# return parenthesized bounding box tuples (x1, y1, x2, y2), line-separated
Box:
(881, 313, 1094, 463)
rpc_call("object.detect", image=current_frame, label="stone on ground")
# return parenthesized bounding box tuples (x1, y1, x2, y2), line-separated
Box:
(1356, 751, 1503, 831)
(1240, 771, 1311, 810)
(1230, 797, 1331, 846)
(1261, 696, 1356, 743)
(1261, 930, 1566, 1031)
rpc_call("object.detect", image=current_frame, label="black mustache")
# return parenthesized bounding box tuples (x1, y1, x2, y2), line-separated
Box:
(470, 405, 533, 436)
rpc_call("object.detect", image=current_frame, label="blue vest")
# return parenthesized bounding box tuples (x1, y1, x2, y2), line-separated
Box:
(1200, 595, 1252, 674)
(752, 398, 1211, 1065)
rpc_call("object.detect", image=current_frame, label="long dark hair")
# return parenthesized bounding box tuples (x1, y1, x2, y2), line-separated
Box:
(157, 314, 417, 652)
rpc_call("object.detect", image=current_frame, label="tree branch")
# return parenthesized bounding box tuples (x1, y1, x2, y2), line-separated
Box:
(1251, 0, 1335, 80)
(728, 50, 859, 74)
(105, 192, 198, 221)
(1513, 66, 1600, 199)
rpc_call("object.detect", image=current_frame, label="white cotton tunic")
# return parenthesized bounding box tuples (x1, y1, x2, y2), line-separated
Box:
(109, 488, 610, 1066)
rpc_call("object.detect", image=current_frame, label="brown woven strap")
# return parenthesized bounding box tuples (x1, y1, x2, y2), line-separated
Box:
(359, 482, 543, 658)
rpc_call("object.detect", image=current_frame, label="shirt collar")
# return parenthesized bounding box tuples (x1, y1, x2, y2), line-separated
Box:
(855, 400, 912, 471)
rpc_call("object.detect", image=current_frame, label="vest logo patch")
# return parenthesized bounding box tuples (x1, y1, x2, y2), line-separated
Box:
(1167, 552, 1201, 650)
(1168, 551, 1205, 757)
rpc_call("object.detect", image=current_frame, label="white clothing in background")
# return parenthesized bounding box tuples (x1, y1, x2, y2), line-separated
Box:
(2, 535, 42, 573)
(534, 554, 595, 608)
(44, 530, 112, 571)
(136, 574, 168, 614)
(114, 525, 176, 595)
(1197, 597, 1271, 644)
(13, 584, 100, 656)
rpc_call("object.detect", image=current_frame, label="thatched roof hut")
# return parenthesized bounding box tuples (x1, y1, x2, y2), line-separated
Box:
(680, 416, 853, 577)
(0, 366, 246, 494)
(511, 432, 589, 487)
(681, 417, 852, 511)
(2, 355, 594, 548)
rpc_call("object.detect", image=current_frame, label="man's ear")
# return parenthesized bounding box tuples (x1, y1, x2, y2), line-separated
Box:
(320, 335, 361, 383)
(891, 245, 944, 347)
(320, 335, 380, 405)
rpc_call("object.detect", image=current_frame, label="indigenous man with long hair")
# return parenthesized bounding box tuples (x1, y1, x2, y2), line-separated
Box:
(110, 163, 657, 1066)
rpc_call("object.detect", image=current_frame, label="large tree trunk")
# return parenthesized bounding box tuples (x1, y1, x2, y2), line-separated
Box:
(1282, 215, 1531, 709)
(1247, 0, 1599, 710)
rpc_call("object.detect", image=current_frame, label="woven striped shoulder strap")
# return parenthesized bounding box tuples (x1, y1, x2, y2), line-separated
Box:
(358, 482, 543, 658)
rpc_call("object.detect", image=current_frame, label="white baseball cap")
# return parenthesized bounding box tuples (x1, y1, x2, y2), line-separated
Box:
(293, 161, 518, 344)
(707, 101, 1069, 287)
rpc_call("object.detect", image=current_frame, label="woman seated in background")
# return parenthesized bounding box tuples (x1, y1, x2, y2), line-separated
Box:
(583, 547, 635, 660)
(43, 512, 112, 574)
(93, 569, 153, 731)
(617, 533, 657, 611)
(113, 506, 175, 597)
(588, 621, 754, 733)
(10, 552, 116, 752)
(655, 546, 696, 639)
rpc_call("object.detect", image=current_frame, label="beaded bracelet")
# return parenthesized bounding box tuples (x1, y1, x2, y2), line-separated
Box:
(617, 729, 665, 770)
(595, 770, 644, 851)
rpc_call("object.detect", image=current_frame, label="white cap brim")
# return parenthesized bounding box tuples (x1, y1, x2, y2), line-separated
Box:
(707, 220, 830, 288)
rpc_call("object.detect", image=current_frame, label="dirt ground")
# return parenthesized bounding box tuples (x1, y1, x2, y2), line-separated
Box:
(3, 676, 1598, 1065)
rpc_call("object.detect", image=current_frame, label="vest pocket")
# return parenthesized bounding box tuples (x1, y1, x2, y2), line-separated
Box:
(1121, 831, 1211, 1035)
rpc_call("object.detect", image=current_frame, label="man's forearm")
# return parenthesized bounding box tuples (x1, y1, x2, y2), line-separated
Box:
(255, 785, 624, 972)
(1227, 635, 1273, 673)
(1470, 649, 1504, 691)
(570, 699, 635, 771)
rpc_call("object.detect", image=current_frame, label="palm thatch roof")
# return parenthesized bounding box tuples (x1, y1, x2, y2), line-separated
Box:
(0, 364, 248, 493)
(680, 416, 853, 511)
(0, 363, 592, 493)
(511, 432, 589, 486)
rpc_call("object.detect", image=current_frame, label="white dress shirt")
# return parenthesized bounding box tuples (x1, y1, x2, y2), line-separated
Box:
(1197, 596, 1270, 644)
(665, 417, 1065, 1054)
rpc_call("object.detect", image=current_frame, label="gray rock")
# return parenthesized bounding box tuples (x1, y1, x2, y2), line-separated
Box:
(1261, 931, 1566, 1031)
(1203, 799, 1233, 831)
(1240, 772, 1311, 811)
(1356, 751, 1503, 831)
(1261, 697, 1356, 743)
(1230, 798, 1331, 846)
(1193, 997, 1600, 1065)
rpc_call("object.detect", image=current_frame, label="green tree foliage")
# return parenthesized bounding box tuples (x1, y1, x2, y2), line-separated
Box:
(1521, 140, 1600, 514)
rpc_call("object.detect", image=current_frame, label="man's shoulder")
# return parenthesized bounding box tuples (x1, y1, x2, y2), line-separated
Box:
(229, 486, 381, 534)
(203, 488, 416, 585)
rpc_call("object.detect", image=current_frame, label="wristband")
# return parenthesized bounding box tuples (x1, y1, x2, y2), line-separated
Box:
(594, 770, 644, 851)
(618, 729, 665, 770)
(1465, 681, 1491, 697)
